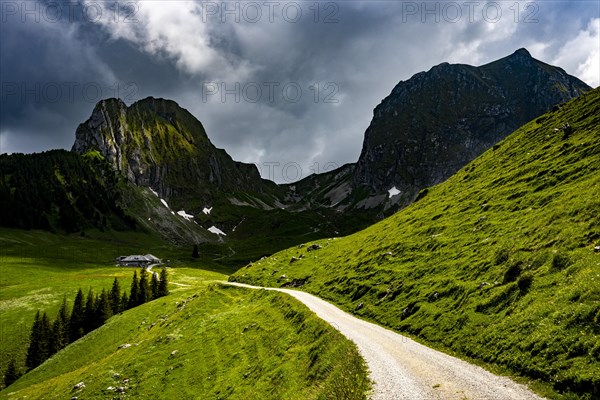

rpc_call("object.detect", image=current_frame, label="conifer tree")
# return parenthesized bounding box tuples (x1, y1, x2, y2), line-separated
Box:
(50, 317, 65, 355)
(158, 267, 169, 297)
(192, 244, 199, 258)
(139, 268, 150, 305)
(25, 311, 42, 370)
(120, 290, 129, 311)
(50, 297, 70, 354)
(92, 292, 101, 329)
(128, 271, 139, 309)
(38, 312, 51, 363)
(58, 296, 70, 341)
(95, 289, 112, 325)
(3, 357, 21, 387)
(109, 278, 121, 314)
(83, 288, 96, 333)
(150, 272, 159, 299)
(69, 289, 85, 342)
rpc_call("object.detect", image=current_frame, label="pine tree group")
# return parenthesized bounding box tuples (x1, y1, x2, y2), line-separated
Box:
(7, 267, 170, 384)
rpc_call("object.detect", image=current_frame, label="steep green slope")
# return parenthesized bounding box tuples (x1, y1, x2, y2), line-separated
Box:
(3, 284, 369, 399)
(0, 150, 212, 244)
(0, 231, 369, 397)
(231, 88, 600, 398)
(0, 150, 136, 233)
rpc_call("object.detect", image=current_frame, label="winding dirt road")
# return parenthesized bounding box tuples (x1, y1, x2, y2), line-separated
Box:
(225, 282, 544, 400)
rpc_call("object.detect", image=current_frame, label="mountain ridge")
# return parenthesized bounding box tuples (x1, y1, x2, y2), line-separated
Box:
(350, 48, 590, 209)
(71, 49, 590, 219)
(2, 48, 591, 263)
(231, 86, 600, 398)
(72, 97, 282, 209)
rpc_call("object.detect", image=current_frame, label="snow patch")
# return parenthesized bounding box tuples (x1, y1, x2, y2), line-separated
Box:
(203, 207, 212, 215)
(208, 226, 226, 236)
(388, 186, 401, 198)
(160, 198, 170, 209)
(149, 188, 159, 197)
(177, 210, 194, 221)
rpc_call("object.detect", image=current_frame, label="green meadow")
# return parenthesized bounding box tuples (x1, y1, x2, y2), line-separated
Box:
(0, 228, 369, 398)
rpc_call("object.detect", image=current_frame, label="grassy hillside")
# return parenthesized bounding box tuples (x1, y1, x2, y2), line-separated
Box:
(0, 227, 220, 377)
(231, 88, 600, 398)
(0, 229, 369, 398)
(0, 150, 136, 233)
(2, 284, 369, 399)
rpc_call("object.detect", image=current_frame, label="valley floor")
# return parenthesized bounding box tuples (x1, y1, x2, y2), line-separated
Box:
(227, 282, 544, 400)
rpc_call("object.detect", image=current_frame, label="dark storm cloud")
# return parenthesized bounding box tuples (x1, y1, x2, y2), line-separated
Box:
(1, 0, 598, 181)
(0, 6, 116, 153)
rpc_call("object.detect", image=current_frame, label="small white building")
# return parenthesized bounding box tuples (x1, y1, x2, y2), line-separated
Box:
(117, 254, 161, 267)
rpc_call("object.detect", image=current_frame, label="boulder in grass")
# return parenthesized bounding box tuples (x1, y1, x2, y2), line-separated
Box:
(307, 244, 322, 252)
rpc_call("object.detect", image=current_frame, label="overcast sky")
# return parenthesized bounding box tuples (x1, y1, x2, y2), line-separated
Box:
(1, 1, 598, 182)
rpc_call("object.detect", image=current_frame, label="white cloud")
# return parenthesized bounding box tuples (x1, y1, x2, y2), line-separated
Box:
(85, 0, 253, 79)
(553, 18, 600, 87)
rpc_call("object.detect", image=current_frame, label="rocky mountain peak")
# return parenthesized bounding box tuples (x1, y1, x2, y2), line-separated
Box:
(352, 49, 590, 209)
(72, 97, 278, 209)
(511, 47, 532, 58)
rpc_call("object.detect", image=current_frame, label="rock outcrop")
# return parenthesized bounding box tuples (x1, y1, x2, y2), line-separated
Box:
(351, 48, 590, 208)
(72, 97, 281, 209)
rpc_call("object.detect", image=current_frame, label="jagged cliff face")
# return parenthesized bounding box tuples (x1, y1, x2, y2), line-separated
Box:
(72, 97, 280, 208)
(352, 48, 590, 206)
(71, 49, 590, 229)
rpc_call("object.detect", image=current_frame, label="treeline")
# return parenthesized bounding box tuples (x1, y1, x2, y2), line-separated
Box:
(0, 150, 136, 233)
(3, 267, 168, 387)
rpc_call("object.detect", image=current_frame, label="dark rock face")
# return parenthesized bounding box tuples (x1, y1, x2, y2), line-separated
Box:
(72, 49, 590, 220)
(72, 97, 280, 208)
(352, 48, 590, 205)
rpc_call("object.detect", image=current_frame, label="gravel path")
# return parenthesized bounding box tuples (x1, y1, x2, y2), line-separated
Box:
(225, 282, 544, 400)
